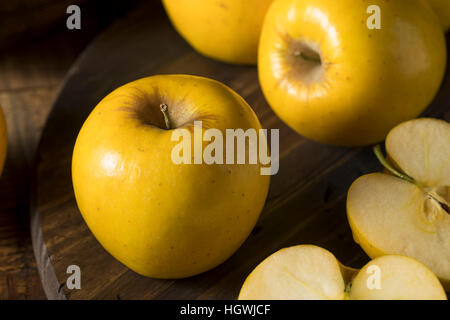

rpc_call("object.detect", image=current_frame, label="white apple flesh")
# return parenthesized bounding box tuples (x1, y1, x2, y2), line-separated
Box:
(238, 245, 447, 300)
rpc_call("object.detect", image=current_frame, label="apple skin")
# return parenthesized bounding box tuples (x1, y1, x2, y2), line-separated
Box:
(258, 0, 447, 146)
(0, 106, 7, 175)
(162, 0, 273, 65)
(72, 75, 270, 279)
(427, 0, 450, 32)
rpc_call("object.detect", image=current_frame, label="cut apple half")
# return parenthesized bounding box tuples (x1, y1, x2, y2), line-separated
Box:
(347, 118, 450, 290)
(238, 245, 447, 300)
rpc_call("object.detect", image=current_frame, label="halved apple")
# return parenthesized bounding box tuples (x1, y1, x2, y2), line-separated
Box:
(347, 118, 450, 290)
(238, 245, 447, 300)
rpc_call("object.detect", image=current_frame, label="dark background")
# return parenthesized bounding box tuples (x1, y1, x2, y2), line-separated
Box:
(0, 0, 143, 299)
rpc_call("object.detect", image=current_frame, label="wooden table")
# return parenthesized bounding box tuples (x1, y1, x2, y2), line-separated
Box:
(0, 1, 140, 299)
(0, 32, 81, 300)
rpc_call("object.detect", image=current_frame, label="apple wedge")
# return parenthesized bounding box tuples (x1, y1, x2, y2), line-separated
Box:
(347, 118, 450, 289)
(238, 245, 447, 300)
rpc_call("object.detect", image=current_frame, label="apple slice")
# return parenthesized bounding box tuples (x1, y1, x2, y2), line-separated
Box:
(347, 118, 450, 289)
(238, 245, 447, 300)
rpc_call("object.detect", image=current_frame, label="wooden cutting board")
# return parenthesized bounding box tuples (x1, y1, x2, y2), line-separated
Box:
(30, 1, 450, 300)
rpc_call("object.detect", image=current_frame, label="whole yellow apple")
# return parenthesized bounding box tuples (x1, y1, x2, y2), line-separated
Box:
(72, 75, 270, 278)
(162, 0, 273, 65)
(427, 0, 450, 32)
(258, 0, 447, 146)
(0, 105, 7, 175)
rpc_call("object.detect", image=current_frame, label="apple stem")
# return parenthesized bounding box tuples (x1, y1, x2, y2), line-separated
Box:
(373, 145, 417, 185)
(297, 51, 321, 64)
(160, 104, 171, 130)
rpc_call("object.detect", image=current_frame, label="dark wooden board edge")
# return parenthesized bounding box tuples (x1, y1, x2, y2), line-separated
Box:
(30, 202, 66, 300)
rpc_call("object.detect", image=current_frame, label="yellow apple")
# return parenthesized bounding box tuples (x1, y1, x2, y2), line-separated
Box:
(347, 118, 450, 289)
(258, 0, 447, 146)
(162, 0, 273, 65)
(72, 75, 270, 278)
(238, 245, 447, 300)
(0, 105, 7, 175)
(427, 0, 450, 32)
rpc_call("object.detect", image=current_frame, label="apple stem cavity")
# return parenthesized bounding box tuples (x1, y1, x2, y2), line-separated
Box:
(160, 104, 171, 130)
(373, 145, 417, 185)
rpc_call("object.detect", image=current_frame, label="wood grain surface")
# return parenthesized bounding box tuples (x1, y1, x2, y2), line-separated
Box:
(0, 0, 141, 52)
(31, 1, 450, 300)
(0, 1, 142, 299)
(0, 27, 89, 301)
